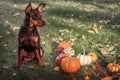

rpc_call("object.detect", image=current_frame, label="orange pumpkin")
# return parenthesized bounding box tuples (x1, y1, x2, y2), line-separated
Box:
(107, 63, 120, 72)
(61, 57, 80, 73)
(87, 52, 97, 62)
(101, 77, 112, 80)
(55, 53, 67, 65)
(58, 41, 71, 52)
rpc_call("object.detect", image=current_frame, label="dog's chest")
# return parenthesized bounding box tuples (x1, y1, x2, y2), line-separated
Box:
(19, 27, 39, 44)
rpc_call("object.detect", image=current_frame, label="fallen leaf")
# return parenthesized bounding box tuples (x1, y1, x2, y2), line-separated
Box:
(69, 29, 73, 34)
(13, 49, 17, 52)
(53, 66, 60, 72)
(58, 37, 63, 41)
(44, 62, 49, 65)
(3, 44, 7, 47)
(5, 31, 10, 34)
(13, 12, 20, 16)
(1, 65, 9, 70)
(13, 4, 18, 8)
(92, 28, 99, 34)
(41, 41, 45, 45)
(87, 30, 95, 34)
(70, 38, 76, 42)
(82, 35, 86, 39)
(0, 35, 3, 39)
(12, 72, 16, 77)
(5, 20, 9, 24)
(11, 27, 20, 33)
(93, 22, 97, 28)
(98, 47, 109, 56)
(28, 66, 34, 69)
(70, 18, 74, 22)
(107, 46, 115, 51)
(52, 16, 56, 19)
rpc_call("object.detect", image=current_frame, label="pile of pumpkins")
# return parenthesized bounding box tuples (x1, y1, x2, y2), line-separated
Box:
(55, 41, 98, 73)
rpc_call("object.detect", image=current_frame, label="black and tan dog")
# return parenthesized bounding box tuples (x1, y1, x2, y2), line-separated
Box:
(15, 3, 46, 69)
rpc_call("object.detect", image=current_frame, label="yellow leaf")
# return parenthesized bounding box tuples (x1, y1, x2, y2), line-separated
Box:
(70, 18, 74, 22)
(0, 35, 3, 39)
(12, 72, 17, 77)
(53, 66, 60, 71)
(87, 30, 95, 34)
(5, 20, 9, 24)
(93, 22, 97, 28)
(107, 46, 115, 51)
(92, 28, 99, 34)
(82, 35, 86, 39)
(41, 41, 45, 44)
(70, 38, 76, 42)
(58, 37, 63, 41)
(13, 4, 18, 8)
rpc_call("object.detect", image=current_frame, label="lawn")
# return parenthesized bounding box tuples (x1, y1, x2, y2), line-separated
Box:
(0, 0, 120, 80)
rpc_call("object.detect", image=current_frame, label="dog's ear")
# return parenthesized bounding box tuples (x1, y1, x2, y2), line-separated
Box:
(37, 3, 46, 12)
(25, 3, 32, 14)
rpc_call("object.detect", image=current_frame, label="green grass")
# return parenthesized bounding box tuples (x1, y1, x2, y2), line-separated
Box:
(0, 0, 120, 80)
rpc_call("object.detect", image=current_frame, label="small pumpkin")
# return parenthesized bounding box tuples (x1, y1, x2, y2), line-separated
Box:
(87, 52, 97, 62)
(58, 41, 71, 52)
(77, 54, 92, 66)
(55, 53, 67, 65)
(107, 63, 120, 72)
(101, 77, 112, 80)
(61, 57, 80, 73)
(63, 47, 75, 56)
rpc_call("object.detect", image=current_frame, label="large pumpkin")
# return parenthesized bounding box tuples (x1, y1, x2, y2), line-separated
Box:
(60, 57, 80, 73)
(55, 53, 67, 66)
(58, 41, 71, 52)
(107, 63, 120, 72)
(87, 52, 97, 62)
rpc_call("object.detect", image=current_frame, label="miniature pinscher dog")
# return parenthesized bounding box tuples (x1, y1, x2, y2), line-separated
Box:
(15, 3, 46, 69)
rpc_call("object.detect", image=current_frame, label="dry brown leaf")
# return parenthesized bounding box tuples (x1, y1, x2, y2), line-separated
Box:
(11, 27, 20, 33)
(62, 19, 68, 23)
(93, 22, 97, 28)
(87, 30, 95, 34)
(3, 44, 7, 47)
(13, 4, 18, 8)
(5, 31, 10, 34)
(107, 46, 115, 51)
(41, 41, 45, 45)
(0, 35, 3, 39)
(1, 65, 9, 70)
(70, 18, 74, 22)
(44, 62, 49, 65)
(5, 20, 9, 24)
(92, 28, 99, 34)
(58, 37, 63, 41)
(52, 16, 56, 19)
(12, 73, 16, 76)
(28, 66, 34, 69)
(13, 49, 17, 52)
(70, 38, 76, 42)
(53, 66, 60, 72)
(82, 35, 86, 39)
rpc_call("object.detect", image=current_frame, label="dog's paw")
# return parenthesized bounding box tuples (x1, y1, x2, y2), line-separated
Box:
(38, 63, 45, 68)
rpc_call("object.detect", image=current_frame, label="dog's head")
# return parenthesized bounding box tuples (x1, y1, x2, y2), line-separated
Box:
(25, 3, 46, 27)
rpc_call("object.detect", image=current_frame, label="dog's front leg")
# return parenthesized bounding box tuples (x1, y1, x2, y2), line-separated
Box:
(15, 48, 27, 69)
(35, 49, 45, 68)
